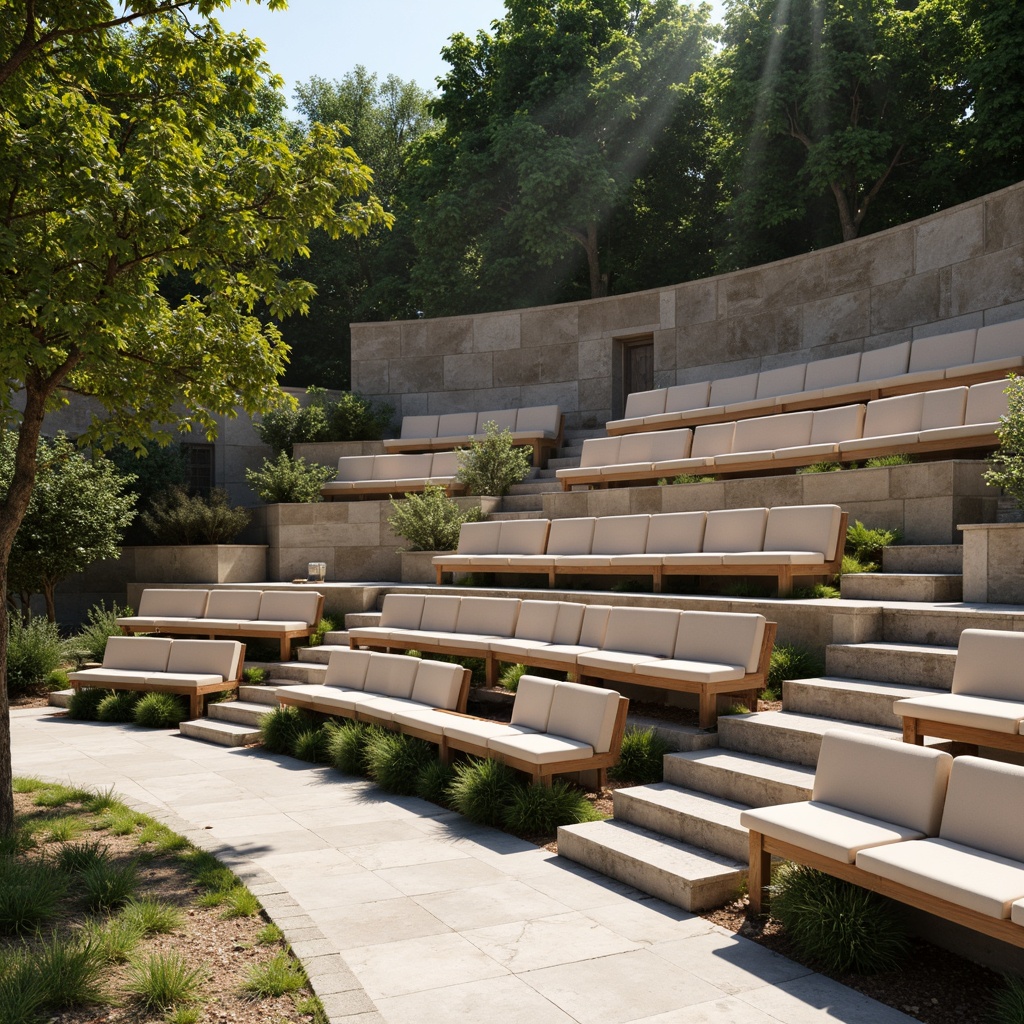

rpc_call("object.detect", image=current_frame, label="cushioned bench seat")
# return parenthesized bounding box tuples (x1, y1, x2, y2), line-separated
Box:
(321, 451, 466, 500)
(115, 589, 211, 632)
(69, 636, 245, 718)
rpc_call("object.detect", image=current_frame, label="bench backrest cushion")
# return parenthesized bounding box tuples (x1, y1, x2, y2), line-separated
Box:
(206, 590, 262, 620)
(363, 652, 420, 698)
(762, 505, 843, 559)
(456, 596, 520, 637)
(378, 594, 425, 629)
(137, 589, 209, 618)
(951, 628, 1024, 700)
(510, 675, 557, 730)
(476, 409, 518, 432)
(372, 453, 433, 480)
(602, 607, 680, 658)
(258, 591, 321, 625)
(616, 432, 660, 466)
(859, 341, 910, 382)
(335, 455, 377, 482)
(429, 451, 460, 477)
(975, 321, 1024, 363)
(664, 381, 710, 414)
(552, 602, 587, 644)
(324, 648, 372, 689)
(166, 639, 243, 680)
(813, 730, 952, 835)
(497, 519, 550, 555)
(545, 681, 621, 752)
(578, 605, 614, 647)
(643, 428, 692, 463)
(965, 378, 1010, 424)
(805, 352, 861, 390)
(400, 415, 439, 440)
(545, 518, 597, 556)
(103, 636, 173, 672)
(690, 421, 736, 458)
(513, 601, 559, 643)
(437, 411, 479, 438)
(808, 404, 865, 444)
(920, 386, 968, 431)
(579, 437, 621, 469)
(645, 512, 707, 554)
(624, 389, 667, 418)
(710, 372, 758, 406)
(515, 405, 561, 434)
(410, 660, 466, 709)
(756, 364, 806, 399)
(457, 521, 502, 555)
(419, 595, 462, 632)
(861, 392, 924, 438)
(702, 507, 769, 554)
(675, 611, 766, 674)
(732, 411, 813, 454)
(939, 755, 1024, 861)
(591, 515, 650, 556)
(909, 330, 977, 373)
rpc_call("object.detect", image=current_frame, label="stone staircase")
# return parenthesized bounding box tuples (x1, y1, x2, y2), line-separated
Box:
(498, 428, 596, 514)
(840, 543, 963, 602)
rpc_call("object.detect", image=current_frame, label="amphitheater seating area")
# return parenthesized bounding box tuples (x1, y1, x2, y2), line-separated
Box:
(321, 450, 465, 500)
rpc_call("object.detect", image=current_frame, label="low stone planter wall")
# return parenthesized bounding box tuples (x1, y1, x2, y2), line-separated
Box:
(961, 522, 1024, 603)
(126, 545, 268, 584)
(400, 550, 445, 583)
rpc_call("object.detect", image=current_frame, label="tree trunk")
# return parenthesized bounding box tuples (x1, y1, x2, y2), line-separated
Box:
(584, 221, 607, 299)
(44, 583, 56, 624)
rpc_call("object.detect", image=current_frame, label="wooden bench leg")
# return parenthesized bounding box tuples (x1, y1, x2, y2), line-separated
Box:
(698, 690, 717, 730)
(548, 569, 556, 588)
(485, 655, 497, 687)
(190, 693, 203, 719)
(748, 830, 771, 915)
(280, 637, 292, 662)
(435, 566, 444, 585)
(902, 718, 923, 745)
(776, 567, 794, 598)
(653, 568, 663, 593)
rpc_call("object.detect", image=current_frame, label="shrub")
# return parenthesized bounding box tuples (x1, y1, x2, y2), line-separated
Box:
(46, 668, 69, 690)
(416, 760, 454, 805)
(5, 615, 66, 694)
(864, 452, 914, 467)
(75, 602, 131, 662)
(119, 898, 183, 936)
(456, 422, 532, 496)
(765, 644, 824, 701)
(609, 726, 672, 784)
(502, 781, 601, 834)
(327, 720, 374, 775)
(259, 706, 305, 755)
(0, 857, 69, 933)
(242, 950, 307, 998)
(364, 731, 436, 795)
(242, 667, 267, 684)
(133, 692, 187, 728)
(991, 975, 1024, 1024)
(254, 387, 393, 454)
(387, 485, 484, 551)
(446, 757, 520, 827)
(34, 931, 109, 1009)
(82, 858, 140, 912)
(845, 520, 899, 565)
(141, 486, 251, 544)
(769, 863, 908, 973)
(661, 474, 716, 485)
(796, 461, 843, 474)
(96, 691, 140, 723)
(67, 688, 107, 721)
(292, 725, 332, 764)
(498, 663, 528, 692)
(0, 946, 46, 1024)
(841, 553, 877, 575)
(245, 451, 334, 504)
(125, 952, 205, 1010)
(308, 615, 336, 647)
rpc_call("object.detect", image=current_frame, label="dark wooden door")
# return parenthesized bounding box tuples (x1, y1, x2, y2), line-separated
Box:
(625, 341, 654, 397)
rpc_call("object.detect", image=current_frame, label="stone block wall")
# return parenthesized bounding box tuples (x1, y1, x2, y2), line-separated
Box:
(351, 180, 1024, 428)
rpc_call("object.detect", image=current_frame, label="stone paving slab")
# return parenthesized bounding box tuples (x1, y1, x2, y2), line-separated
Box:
(11, 707, 915, 1024)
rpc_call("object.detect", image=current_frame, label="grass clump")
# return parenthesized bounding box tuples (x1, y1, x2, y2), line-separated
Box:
(82, 858, 140, 912)
(242, 950, 307, 998)
(446, 757, 520, 827)
(255, 922, 284, 945)
(364, 731, 436, 795)
(796, 461, 843, 474)
(498, 663, 528, 692)
(34, 931, 109, 1009)
(769, 863, 908, 974)
(125, 951, 206, 1010)
(133, 692, 187, 728)
(292, 724, 334, 764)
(502, 781, 602, 834)
(94, 805, 146, 836)
(79, 914, 146, 964)
(67, 687, 108, 721)
(0, 857, 69, 934)
(33, 784, 91, 808)
(308, 615, 336, 647)
(41, 816, 90, 844)
(96, 690, 140, 723)
(220, 887, 261, 918)
(416, 760, 455, 806)
(259, 705, 305, 755)
(53, 839, 108, 874)
(0, 946, 47, 1022)
(120, 898, 184, 936)
(765, 644, 825, 701)
(991, 975, 1024, 1024)
(327, 720, 374, 776)
(609, 726, 673, 784)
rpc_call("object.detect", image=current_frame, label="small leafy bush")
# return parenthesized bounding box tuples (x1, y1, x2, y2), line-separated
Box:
(327, 720, 373, 775)
(364, 731, 436, 795)
(245, 451, 334, 504)
(864, 452, 914, 467)
(446, 757, 520, 827)
(0, 857, 69, 933)
(660, 473, 716, 485)
(5, 615, 66, 694)
(133, 692, 187, 728)
(46, 668, 69, 690)
(416, 760, 454, 805)
(609, 726, 672, 784)
(254, 387, 393, 454)
(498, 663, 528, 692)
(242, 667, 267, 684)
(75, 602, 131, 662)
(796, 461, 843, 474)
(256, 922, 284, 944)
(96, 691, 140, 723)
(141, 486, 251, 544)
(292, 725, 333, 764)
(502, 781, 601, 834)
(765, 644, 824, 701)
(125, 952, 206, 1010)
(387, 485, 484, 551)
(456, 422, 532, 496)
(841, 553, 877, 575)
(769, 863, 908, 973)
(259, 706, 305, 755)
(308, 615, 336, 647)
(67, 688, 108, 721)
(845, 520, 899, 565)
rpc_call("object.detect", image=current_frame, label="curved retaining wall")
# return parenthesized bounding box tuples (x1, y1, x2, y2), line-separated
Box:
(351, 180, 1024, 429)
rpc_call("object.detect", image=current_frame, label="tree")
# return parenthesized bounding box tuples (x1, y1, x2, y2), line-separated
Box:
(712, 0, 973, 268)
(0, 1, 390, 836)
(2, 434, 136, 622)
(409, 0, 716, 315)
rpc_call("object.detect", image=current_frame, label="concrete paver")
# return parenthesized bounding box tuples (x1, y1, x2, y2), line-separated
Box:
(11, 706, 915, 1024)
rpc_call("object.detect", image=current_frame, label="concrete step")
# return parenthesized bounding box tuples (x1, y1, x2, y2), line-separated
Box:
(663, 749, 814, 807)
(783, 676, 949, 729)
(208, 699, 271, 728)
(490, 510, 546, 520)
(345, 612, 381, 629)
(879, 606, 1024, 646)
(534, 468, 558, 480)
(627, 716, 719, 754)
(179, 718, 261, 747)
(716, 710, 907, 767)
(49, 688, 74, 708)
(497, 493, 546, 513)
(883, 544, 963, 574)
(298, 644, 347, 666)
(322, 630, 350, 646)
(263, 662, 327, 685)
(507, 480, 564, 495)
(825, 641, 956, 688)
(547, 456, 580, 470)
(556, 819, 745, 913)
(840, 572, 962, 602)
(613, 784, 749, 862)
(238, 684, 281, 706)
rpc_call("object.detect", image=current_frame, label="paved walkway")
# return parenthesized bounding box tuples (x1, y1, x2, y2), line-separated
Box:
(12, 706, 913, 1024)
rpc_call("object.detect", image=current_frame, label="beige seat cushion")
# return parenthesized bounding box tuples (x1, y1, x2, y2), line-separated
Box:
(674, 611, 766, 674)
(102, 636, 173, 672)
(756, 364, 806, 399)
(544, 680, 621, 751)
(513, 404, 561, 437)
(909, 330, 977, 374)
(362, 653, 420, 699)
(475, 409, 518, 434)
(455, 596, 521, 638)
(436, 411, 478, 439)
(600, 607, 681, 659)
(950, 628, 1024, 700)
(324, 649, 372, 689)
(334, 455, 377, 482)
(859, 392, 925, 438)
(623, 389, 667, 418)
(716, 413, 813, 465)
(487, 732, 593, 765)
(371, 454, 433, 481)
(68, 668, 150, 686)
(542, 518, 597, 557)
(258, 591, 321, 625)
(919, 386, 968, 431)
(166, 640, 242, 680)
(136, 590, 210, 618)
(378, 594, 426, 630)
(510, 676, 559, 730)
(805, 352, 862, 391)
(859, 341, 910, 383)
(146, 671, 222, 689)
(400, 415, 440, 440)
(635, 657, 744, 684)
(701, 507, 769, 554)
(429, 451, 460, 478)
(443, 718, 523, 746)
(552, 603, 590, 644)
(974, 321, 1024, 364)
(939, 755, 1024, 861)
(356, 696, 426, 723)
(276, 683, 358, 704)
(710, 372, 759, 407)
(663, 381, 711, 414)
(578, 437, 622, 470)
(390, 705, 454, 737)
(559, 515, 649, 562)
(410, 661, 466, 710)
(740, 802, 927, 864)
(773, 405, 865, 461)
(894, 692, 1024, 734)
(455, 521, 502, 556)
(576, 650, 665, 674)
(507, 600, 560, 643)
(761, 504, 843, 560)
(641, 511, 707, 555)
(205, 590, 263, 620)
(419, 595, 463, 632)
(498, 519, 550, 555)
(964, 378, 1010, 424)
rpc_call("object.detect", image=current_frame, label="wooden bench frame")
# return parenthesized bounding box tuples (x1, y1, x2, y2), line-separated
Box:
(122, 593, 325, 662)
(902, 715, 1024, 755)
(747, 827, 1024, 949)
(349, 632, 503, 687)
(70, 644, 246, 720)
(322, 479, 467, 501)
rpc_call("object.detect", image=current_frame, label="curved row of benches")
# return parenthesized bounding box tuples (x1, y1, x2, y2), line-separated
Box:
(609, 319, 1023, 436)
(559, 379, 1009, 489)
(321, 451, 464, 500)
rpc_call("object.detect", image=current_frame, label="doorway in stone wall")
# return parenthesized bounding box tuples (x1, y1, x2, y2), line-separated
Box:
(624, 337, 654, 400)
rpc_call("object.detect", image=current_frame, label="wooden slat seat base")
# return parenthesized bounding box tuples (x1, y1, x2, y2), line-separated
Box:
(902, 717, 1024, 755)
